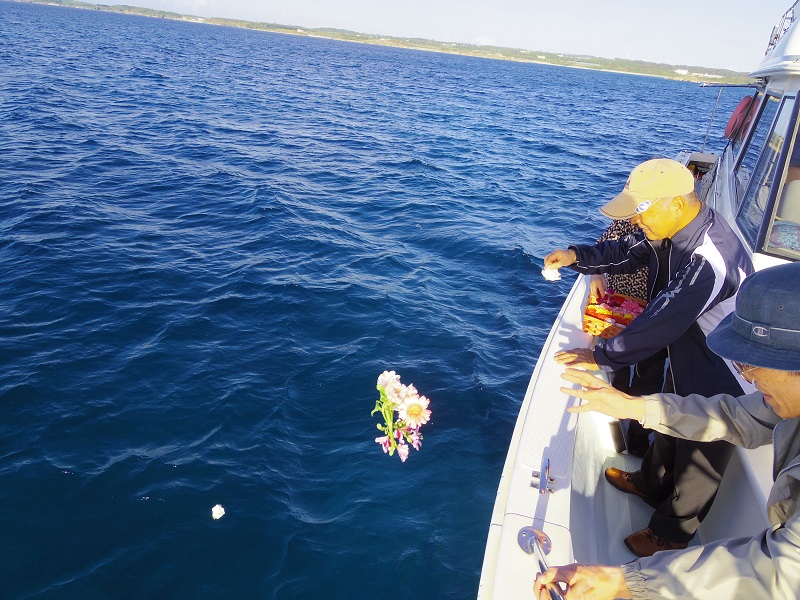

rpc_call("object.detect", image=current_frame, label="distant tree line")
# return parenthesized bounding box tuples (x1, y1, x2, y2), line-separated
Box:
(19, 0, 752, 84)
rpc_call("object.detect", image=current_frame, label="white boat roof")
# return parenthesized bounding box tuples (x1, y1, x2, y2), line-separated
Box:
(750, 2, 800, 78)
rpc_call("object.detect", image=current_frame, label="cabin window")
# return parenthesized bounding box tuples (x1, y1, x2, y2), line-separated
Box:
(765, 181, 800, 259)
(763, 114, 800, 260)
(735, 95, 795, 247)
(734, 94, 779, 212)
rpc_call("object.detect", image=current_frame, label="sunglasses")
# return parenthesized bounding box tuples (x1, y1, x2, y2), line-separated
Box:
(732, 361, 758, 377)
(635, 200, 651, 214)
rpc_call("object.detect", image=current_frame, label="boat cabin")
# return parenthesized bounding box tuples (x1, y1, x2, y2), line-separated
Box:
(716, 3, 800, 268)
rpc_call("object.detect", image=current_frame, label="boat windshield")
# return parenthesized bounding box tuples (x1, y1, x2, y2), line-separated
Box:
(735, 91, 800, 261)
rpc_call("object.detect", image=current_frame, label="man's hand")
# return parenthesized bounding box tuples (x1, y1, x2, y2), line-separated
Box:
(560, 368, 646, 421)
(588, 275, 607, 299)
(544, 249, 578, 270)
(554, 347, 599, 370)
(534, 564, 631, 600)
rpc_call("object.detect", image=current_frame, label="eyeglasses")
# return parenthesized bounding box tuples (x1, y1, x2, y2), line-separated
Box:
(732, 361, 758, 377)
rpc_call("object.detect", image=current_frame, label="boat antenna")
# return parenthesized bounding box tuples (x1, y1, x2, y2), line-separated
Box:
(765, 2, 798, 57)
(703, 87, 724, 152)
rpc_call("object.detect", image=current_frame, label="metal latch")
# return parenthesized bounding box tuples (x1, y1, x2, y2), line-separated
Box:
(531, 457, 556, 494)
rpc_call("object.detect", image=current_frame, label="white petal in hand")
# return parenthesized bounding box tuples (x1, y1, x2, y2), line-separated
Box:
(542, 268, 561, 281)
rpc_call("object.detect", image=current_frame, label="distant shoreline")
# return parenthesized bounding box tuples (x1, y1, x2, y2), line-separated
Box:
(303, 32, 671, 81)
(17, 0, 753, 84)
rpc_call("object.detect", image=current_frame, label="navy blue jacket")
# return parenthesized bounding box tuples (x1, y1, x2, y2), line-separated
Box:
(569, 204, 753, 397)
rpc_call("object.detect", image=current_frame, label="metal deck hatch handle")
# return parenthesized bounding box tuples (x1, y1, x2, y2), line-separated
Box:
(517, 527, 565, 600)
(531, 457, 556, 494)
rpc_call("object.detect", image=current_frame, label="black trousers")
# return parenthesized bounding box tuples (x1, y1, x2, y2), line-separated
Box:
(632, 433, 734, 543)
(611, 350, 668, 456)
(621, 354, 734, 542)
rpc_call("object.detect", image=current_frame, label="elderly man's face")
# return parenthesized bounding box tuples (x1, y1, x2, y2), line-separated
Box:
(745, 368, 800, 419)
(629, 197, 678, 240)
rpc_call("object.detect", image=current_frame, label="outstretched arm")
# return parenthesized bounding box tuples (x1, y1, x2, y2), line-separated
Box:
(534, 564, 631, 600)
(554, 348, 600, 371)
(564, 367, 776, 447)
(544, 249, 578, 270)
(560, 368, 646, 421)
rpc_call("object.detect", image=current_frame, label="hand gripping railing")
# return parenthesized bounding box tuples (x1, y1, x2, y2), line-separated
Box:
(517, 527, 566, 600)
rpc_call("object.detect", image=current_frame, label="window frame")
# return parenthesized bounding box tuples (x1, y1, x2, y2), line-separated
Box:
(734, 92, 800, 255)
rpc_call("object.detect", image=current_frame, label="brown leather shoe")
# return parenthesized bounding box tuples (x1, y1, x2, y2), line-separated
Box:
(624, 528, 689, 557)
(604, 467, 661, 508)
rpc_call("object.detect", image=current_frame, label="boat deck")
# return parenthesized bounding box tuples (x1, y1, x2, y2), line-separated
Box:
(479, 273, 772, 599)
(569, 412, 649, 565)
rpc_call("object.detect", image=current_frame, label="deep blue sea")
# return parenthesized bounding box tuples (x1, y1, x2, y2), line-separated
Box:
(0, 2, 741, 598)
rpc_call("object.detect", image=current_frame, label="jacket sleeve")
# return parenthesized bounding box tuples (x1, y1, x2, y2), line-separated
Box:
(568, 231, 651, 276)
(592, 252, 719, 371)
(622, 394, 797, 598)
(621, 513, 800, 599)
(640, 391, 778, 449)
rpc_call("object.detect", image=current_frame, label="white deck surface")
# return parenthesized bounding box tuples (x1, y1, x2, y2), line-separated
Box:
(478, 274, 772, 599)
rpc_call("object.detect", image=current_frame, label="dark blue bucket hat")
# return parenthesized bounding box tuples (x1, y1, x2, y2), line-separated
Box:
(707, 262, 800, 371)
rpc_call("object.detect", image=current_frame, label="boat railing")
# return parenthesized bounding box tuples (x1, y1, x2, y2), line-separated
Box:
(517, 527, 566, 600)
(765, 2, 798, 57)
(698, 83, 761, 153)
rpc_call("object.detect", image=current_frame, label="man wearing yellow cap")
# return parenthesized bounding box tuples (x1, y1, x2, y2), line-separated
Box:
(544, 158, 753, 556)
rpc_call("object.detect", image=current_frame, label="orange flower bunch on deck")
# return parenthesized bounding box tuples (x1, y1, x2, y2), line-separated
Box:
(584, 291, 646, 338)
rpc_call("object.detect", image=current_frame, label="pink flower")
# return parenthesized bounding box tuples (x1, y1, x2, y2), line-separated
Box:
(385, 383, 418, 408)
(375, 436, 392, 454)
(400, 383, 418, 401)
(377, 370, 399, 389)
(397, 442, 409, 463)
(377, 370, 402, 402)
(621, 299, 644, 315)
(408, 429, 422, 450)
(398, 395, 431, 429)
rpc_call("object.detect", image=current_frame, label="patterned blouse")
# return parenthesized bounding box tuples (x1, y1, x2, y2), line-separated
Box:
(596, 220, 648, 300)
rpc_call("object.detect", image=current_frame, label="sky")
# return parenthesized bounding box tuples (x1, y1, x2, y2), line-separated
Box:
(79, 0, 794, 72)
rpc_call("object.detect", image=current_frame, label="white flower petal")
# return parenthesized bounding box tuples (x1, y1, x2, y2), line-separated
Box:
(541, 268, 561, 281)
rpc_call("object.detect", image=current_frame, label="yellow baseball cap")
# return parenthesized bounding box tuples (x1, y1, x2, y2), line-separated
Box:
(600, 159, 695, 219)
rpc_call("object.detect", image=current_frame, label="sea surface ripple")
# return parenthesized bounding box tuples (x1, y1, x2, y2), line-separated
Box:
(0, 2, 740, 598)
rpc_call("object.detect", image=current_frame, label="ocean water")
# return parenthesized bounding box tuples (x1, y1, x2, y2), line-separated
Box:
(0, 2, 742, 598)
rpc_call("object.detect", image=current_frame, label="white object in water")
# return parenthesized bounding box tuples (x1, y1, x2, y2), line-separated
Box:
(541, 268, 561, 281)
(211, 504, 225, 520)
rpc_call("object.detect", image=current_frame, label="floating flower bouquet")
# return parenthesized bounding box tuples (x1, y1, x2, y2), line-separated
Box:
(372, 371, 431, 462)
(583, 291, 646, 339)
